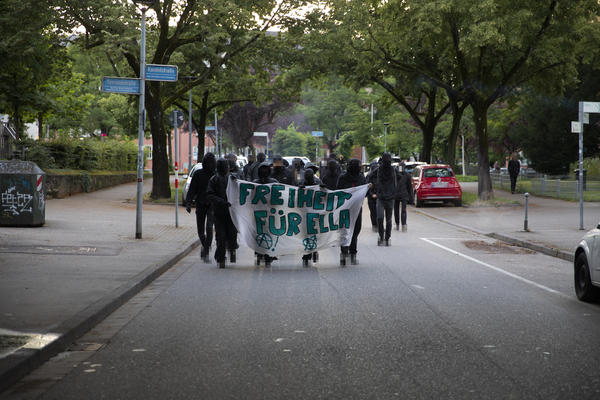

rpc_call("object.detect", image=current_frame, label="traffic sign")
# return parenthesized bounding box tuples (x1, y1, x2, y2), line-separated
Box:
(145, 64, 178, 81)
(311, 131, 323, 137)
(582, 102, 600, 113)
(253, 132, 268, 137)
(205, 126, 216, 131)
(101, 77, 140, 94)
(170, 110, 185, 127)
(571, 121, 581, 133)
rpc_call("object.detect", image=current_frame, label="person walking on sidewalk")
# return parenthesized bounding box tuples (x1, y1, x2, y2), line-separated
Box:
(336, 158, 367, 265)
(206, 158, 238, 268)
(393, 162, 414, 232)
(186, 152, 216, 262)
(373, 153, 397, 246)
(508, 152, 521, 194)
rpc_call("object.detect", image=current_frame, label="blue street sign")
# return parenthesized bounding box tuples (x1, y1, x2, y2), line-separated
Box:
(101, 77, 140, 94)
(205, 126, 216, 131)
(311, 131, 324, 137)
(145, 64, 178, 82)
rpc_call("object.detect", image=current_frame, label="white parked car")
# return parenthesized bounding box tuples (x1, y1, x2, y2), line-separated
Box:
(283, 156, 310, 166)
(574, 224, 600, 302)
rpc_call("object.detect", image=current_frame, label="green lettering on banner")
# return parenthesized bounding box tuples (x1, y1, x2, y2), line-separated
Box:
(254, 210, 267, 234)
(287, 212, 301, 236)
(288, 188, 296, 208)
(297, 188, 313, 208)
(306, 213, 319, 234)
(269, 208, 286, 236)
(313, 191, 325, 210)
(336, 192, 353, 209)
(252, 185, 270, 204)
(328, 212, 338, 231)
(326, 192, 336, 211)
(318, 214, 329, 233)
(271, 185, 284, 205)
(239, 183, 255, 205)
(339, 209, 350, 228)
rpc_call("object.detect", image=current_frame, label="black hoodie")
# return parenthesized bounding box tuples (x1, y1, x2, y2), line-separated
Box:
(186, 153, 216, 208)
(336, 158, 366, 189)
(206, 158, 231, 210)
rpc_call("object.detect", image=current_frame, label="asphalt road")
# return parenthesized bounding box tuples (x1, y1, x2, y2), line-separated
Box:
(4, 211, 600, 400)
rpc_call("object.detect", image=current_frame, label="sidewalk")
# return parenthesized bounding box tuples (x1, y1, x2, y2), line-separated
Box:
(0, 179, 597, 393)
(0, 180, 199, 392)
(415, 182, 600, 261)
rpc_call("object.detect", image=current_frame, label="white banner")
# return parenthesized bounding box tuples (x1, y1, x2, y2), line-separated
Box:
(227, 178, 369, 257)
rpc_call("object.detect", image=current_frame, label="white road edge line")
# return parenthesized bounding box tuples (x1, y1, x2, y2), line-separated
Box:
(420, 237, 569, 299)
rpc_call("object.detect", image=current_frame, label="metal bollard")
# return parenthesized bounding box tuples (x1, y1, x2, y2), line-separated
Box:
(557, 179, 560, 199)
(524, 192, 529, 231)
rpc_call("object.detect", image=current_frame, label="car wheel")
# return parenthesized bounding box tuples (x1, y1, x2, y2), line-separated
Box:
(574, 253, 600, 302)
(415, 191, 423, 208)
(454, 198, 462, 207)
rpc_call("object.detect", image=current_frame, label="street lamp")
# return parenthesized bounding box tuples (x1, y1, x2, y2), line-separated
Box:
(132, 0, 157, 239)
(383, 122, 389, 153)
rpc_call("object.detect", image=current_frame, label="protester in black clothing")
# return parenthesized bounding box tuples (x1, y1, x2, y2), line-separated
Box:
(186, 152, 216, 262)
(374, 153, 397, 246)
(508, 152, 520, 194)
(271, 155, 295, 185)
(289, 157, 305, 186)
(243, 154, 255, 180)
(299, 167, 321, 186)
(248, 152, 266, 181)
(225, 153, 244, 179)
(393, 162, 414, 232)
(252, 162, 279, 267)
(366, 161, 379, 232)
(321, 159, 340, 190)
(206, 158, 238, 268)
(336, 158, 367, 265)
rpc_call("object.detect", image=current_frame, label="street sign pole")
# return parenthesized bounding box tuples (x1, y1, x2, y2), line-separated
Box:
(174, 120, 179, 228)
(579, 102, 584, 230)
(188, 89, 192, 171)
(135, 6, 147, 239)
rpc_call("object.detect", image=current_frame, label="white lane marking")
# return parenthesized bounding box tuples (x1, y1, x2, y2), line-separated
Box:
(411, 285, 425, 290)
(420, 238, 569, 298)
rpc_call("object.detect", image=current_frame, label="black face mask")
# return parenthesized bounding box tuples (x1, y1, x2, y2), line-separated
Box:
(216, 159, 229, 176)
(348, 159, 360, 175)
(258, 166, 271, 179)
(304, 170, 314, 184)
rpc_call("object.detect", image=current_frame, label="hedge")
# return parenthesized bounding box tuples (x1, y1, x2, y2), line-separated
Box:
(19, 138, 142, 171)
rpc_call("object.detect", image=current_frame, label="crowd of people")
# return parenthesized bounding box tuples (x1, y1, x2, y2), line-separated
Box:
(185, 152, 412, 268)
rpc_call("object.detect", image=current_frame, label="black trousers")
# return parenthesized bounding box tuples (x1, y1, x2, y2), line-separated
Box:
(342, 209, 362, 255)
(394, 199, 407, 226)
(368, 196, 377, 227)
(195, 204, 214, 254)
(377, 199, 394, 240)
(510, 175, 518, 193)
(214, 210, 237, 262)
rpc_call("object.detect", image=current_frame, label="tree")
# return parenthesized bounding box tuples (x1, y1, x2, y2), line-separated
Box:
(56, 0, 310, 199)
(272, 123, 308, 156)
(0, 0, 69, 139)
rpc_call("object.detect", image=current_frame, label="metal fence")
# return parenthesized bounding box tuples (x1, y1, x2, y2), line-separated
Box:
(491, 172, 596, 200)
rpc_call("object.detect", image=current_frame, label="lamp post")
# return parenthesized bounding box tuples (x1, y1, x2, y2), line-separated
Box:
(133, 0, 156, 239)
(383, 122, 389, 153)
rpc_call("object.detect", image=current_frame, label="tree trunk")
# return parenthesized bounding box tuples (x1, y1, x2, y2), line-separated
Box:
(472, 101, 493, 200)
(147, 93, 171, 199)
(421, 125, 434, 163)
(37, 113, 44, 140)
(445, 101, 467, 170)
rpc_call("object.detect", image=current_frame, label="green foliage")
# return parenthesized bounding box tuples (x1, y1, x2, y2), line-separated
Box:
(22, 138, 139, 171)
(272, 123, 309, 158)
(570, 158, 600, 180)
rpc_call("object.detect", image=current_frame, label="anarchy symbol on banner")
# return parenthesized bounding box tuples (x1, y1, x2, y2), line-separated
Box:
(303, 235, 318, 251)
(256, 233, 281, 252)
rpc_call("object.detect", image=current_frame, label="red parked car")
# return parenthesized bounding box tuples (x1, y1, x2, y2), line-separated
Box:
(412, 164, 462, 207)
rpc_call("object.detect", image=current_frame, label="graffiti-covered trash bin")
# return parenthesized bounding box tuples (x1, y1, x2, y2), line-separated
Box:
(0, 161, 46, 226)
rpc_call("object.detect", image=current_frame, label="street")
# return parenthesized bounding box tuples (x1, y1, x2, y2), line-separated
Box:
(3, 209, 600, 400)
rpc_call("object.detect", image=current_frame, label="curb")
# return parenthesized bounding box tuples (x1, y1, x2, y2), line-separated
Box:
(0, 239, 200, 394)
(414, 209, 574, 263)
